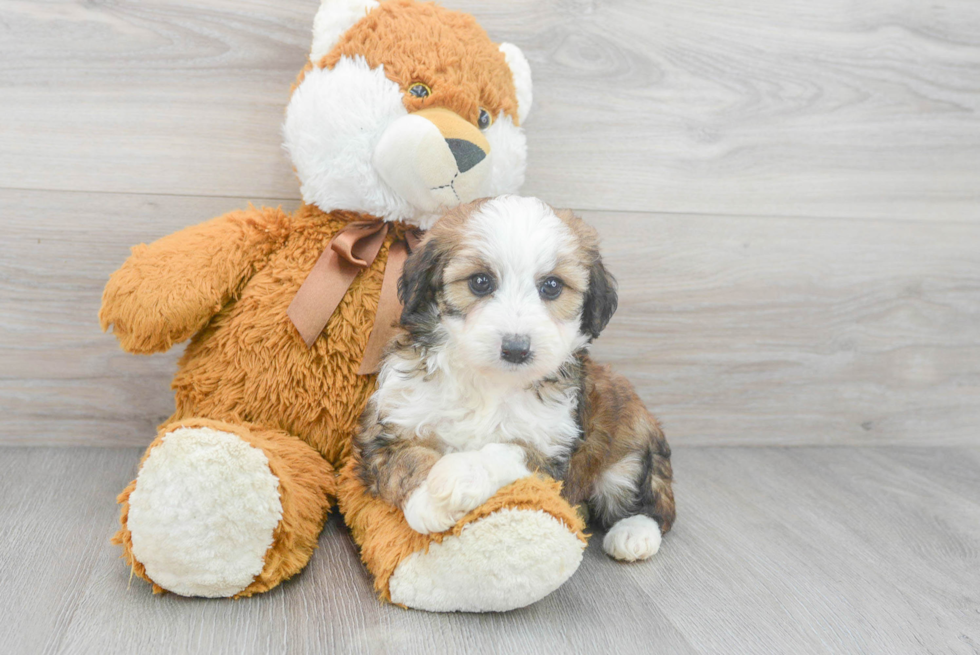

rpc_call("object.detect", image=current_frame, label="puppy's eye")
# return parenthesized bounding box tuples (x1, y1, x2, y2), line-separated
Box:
(478, 108, 492, 130)
(468, 273, 495, 296)
(539, 276, 563, 300)
(409, 83, 431, 99)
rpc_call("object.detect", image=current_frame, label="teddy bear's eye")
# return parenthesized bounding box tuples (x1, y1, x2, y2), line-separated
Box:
(478, 108, 492, 130)
(408, 83, 431, 99)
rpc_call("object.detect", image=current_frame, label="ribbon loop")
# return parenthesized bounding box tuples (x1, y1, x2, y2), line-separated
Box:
(330, 220, 389, 268)
(287, 219, 423, 374)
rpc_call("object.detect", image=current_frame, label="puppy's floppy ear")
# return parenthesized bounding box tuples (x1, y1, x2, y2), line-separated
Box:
(398, 199, 482, 328)
(581, 255, 618, 339)
(554, 208, 618, 340)
(398, 235, 446, 328)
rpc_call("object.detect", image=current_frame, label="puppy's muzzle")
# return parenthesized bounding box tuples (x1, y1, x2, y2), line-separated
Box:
(500, 334, 532, 365)
(373, 107, 492, 214)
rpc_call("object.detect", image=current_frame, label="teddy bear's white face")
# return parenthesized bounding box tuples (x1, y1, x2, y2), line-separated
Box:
(282, 0, 533, 230)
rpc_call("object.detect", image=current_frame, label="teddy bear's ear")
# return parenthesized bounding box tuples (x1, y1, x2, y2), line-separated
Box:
(310, 0, 380, 65)
(499, 43, 533, 125)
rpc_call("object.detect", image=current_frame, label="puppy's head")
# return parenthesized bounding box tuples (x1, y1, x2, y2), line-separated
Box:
(398, 195, 617, 382)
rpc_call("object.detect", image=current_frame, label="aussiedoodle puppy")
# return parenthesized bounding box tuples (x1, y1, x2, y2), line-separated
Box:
(353, 195, 675, 561)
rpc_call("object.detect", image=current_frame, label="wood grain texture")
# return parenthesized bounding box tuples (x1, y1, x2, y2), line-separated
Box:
(0, 0, 979, 220)
(0, 446, 977, 654)
(590, 208, 980, 446)
(2, 189, 978, 446)
(0, 190, 300, 445)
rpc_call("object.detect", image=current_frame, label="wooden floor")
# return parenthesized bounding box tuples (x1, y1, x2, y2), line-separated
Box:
(1, 446, 978, 654)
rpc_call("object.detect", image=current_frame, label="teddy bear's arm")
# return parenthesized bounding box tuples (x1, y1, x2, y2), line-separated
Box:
(99, 206, 291, 354)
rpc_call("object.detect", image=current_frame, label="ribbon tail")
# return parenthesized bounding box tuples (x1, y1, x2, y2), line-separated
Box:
(288, 249, 361, 347)
(358, 240, 408, 375)
(289, 221, 389, 348)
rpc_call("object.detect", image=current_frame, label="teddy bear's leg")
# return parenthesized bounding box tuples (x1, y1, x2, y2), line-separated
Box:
(112, 418, 334, 598)
(337, 460, 587, 612)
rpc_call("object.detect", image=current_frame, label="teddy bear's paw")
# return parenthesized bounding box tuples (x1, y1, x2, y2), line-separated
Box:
(426, 452, 497, 516)
(602, 515, 662, 562)
(389, 507, 586, 612)
(126, 426, 283, 597)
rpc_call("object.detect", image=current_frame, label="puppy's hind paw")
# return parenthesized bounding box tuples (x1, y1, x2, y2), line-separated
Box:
(603, 515, 662, 562)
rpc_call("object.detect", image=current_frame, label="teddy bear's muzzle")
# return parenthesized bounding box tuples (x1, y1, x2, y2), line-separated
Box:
(372, 106, 492, 214)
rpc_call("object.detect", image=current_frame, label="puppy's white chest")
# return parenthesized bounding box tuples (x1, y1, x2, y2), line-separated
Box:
(446, 391, 577, 455)
(380, 371, 580, 458)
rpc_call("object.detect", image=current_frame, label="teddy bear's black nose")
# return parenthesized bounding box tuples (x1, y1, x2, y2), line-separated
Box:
(446, 138, 486, 173)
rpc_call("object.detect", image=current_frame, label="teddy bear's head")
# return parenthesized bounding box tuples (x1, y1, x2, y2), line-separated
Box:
(283, 0, 533, 228)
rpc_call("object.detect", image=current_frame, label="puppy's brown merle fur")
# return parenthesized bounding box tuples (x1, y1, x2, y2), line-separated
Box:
(354, 195, 674, 560)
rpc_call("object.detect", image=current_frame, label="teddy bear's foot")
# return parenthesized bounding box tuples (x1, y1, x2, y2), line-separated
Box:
(388, 506, 585, 612)
(338, 462, 587, 612)
(114, 418, 334, 598)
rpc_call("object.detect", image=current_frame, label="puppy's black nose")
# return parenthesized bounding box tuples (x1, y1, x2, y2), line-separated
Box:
(500, 334, 531, 364)
(446, 138, 486, 173)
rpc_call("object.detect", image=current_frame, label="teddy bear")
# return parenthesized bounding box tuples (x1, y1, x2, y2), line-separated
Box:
(100, 0, 587, 612)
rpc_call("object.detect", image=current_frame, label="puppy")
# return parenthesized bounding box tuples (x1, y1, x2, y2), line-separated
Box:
(353, 195, 675, 561)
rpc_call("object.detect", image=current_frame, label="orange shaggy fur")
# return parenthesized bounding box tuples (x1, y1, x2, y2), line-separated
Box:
(101, 204, 392, 465)
(322, 0, 520, 126)
(101, 0, 575, 601)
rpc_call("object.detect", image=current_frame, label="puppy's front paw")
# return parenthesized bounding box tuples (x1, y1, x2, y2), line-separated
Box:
(602, 515, 663, 562)
(402, 485, 457, 535)
(402, 453, 497, 535)
(426, 452, 496, 516)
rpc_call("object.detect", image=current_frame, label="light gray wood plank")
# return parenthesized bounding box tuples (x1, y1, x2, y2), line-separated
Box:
(512, 0, 980, 221)
(0, 446, 977, 654)
(0, 448, 140, 655)
(0, 190, 299, 445)
(1, 0, 979, 220)
(644, 447, 980, 654)
(589, 208, 980, 446)
(882, 446, 980, 506)
(2, 189, 978, 446)
(0, 0, 312, 201)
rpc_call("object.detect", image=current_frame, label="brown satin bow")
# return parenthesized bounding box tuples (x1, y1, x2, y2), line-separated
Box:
(287, 220, 423, 374)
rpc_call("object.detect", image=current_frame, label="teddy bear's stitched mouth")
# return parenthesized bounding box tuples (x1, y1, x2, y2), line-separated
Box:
(430, 171, 462, 203)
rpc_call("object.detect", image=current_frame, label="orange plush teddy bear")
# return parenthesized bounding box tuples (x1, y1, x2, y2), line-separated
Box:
(101, 0, 586, 612)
